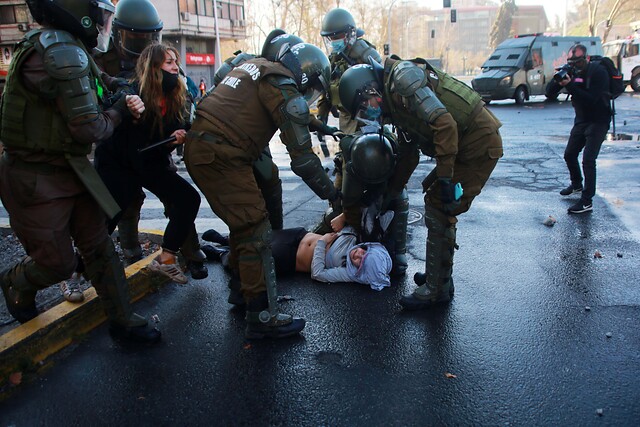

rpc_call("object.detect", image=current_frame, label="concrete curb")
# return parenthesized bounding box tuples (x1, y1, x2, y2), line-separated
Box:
(0, 228, 169, 389)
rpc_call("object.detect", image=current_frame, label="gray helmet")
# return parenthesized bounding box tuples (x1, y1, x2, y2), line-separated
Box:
(213, 51, 257, 85)
(113, 0, 163, 60)
(320, 8, 357, 51)
(339, 64, 383, 119)
(261, 32, 304, 61)
(277, 43, 330, 104)
(347, 133, 396, 184)
(26, 0, 115, 51)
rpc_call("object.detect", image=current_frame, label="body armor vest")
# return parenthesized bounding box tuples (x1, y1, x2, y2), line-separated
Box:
(383, 57, 482, 155)
(193, 58, 296, 158)
(0, 29, 103, 156)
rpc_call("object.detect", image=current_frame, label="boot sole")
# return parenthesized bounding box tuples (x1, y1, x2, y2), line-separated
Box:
(245, 319, 306, 340)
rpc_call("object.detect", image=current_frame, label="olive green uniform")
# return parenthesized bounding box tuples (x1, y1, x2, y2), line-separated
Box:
(318, 39, 382, 134)
(185, 58, 336, 301)
(0, 29, 147, 328)
(381, 57, 504, 306)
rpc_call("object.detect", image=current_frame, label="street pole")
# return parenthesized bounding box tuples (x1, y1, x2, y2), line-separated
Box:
(386, 0, 400, 57)
(213, 0, 222, 70)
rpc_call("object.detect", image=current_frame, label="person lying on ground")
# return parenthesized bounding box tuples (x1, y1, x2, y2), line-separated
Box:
(201, 226, 392, 291)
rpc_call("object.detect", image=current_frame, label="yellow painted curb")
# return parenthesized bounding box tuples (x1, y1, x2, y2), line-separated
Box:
(0, 229, 169, 391)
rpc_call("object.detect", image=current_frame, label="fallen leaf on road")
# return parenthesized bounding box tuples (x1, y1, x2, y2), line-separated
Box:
(244, 344, 252, 350)
(594, 250, 603, 258)
(444, 372, 457, 379)
(9, 372, 22, 385)
(542, 216, 557, 227)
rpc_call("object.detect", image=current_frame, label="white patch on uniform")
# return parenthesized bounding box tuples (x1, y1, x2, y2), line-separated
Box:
(221, 75, 241, 89)
(429, 71, 438, 80)
(237, 63, 261, 81)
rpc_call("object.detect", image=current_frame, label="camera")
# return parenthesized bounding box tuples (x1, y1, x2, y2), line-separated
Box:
(553, 63, 575, 83)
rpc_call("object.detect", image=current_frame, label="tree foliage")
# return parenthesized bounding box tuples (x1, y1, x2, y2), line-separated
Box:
(489, 0, 517, 49)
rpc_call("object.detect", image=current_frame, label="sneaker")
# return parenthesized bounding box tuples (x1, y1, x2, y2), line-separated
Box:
(568, 201, 593, 214)
(148, 260, 188, 284)
(202, 229, 229, 246)
(186, 260, 208, 279)
(559, 185, 582, 196)
(60, 272, 85, 303)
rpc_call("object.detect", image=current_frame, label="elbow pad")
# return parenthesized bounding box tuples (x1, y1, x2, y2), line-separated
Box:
(279, 95, 312, 150)
(290, 153, 337, 201)
(39, 31, 99, 123)
(392, 61, 446, 123)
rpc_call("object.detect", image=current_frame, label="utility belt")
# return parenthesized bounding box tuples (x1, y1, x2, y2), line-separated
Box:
(2, 152, 72, 175)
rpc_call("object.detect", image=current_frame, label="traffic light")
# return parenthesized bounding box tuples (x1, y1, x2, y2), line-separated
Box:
(384, 43, 389, 55)
(443, 0, 451, 7)
(451, 9, 457, 23)
(431, 29, 435, 38)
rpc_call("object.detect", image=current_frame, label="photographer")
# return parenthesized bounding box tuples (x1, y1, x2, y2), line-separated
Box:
(546, 44, 611, 214)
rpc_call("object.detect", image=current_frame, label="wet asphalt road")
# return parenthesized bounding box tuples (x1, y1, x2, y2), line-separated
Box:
(1, 93, 639, 426)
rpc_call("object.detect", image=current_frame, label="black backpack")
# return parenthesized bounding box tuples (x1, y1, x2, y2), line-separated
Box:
(588, 55, 625, 99)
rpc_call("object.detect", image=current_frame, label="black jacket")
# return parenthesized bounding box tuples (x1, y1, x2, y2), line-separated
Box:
(546, 62, 612, 125)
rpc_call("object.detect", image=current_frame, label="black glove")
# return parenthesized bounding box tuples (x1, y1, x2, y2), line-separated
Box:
(438, 178, 460, 213)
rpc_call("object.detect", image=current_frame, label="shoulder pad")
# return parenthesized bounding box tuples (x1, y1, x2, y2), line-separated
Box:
(42, 43, 90, 81)
(391, 61, 427, 97)
(37, 29, 78, 51)
(267, 74, 298, 88)
(283, 95, 310, 124)
(349, 39, 382, 65)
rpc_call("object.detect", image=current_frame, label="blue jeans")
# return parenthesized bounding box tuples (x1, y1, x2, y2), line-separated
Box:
(564, 122, 610, 204)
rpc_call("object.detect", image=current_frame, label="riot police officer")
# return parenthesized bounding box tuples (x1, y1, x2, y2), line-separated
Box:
(317, 8, 382, 135)
(184, 43, 339, 339)
(331, 128, 410, 275)
(0, 0, 160, 343)
(339, 58, 503, 310)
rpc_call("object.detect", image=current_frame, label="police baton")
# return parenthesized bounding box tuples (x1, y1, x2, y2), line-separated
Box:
(137, 135, 178, 153)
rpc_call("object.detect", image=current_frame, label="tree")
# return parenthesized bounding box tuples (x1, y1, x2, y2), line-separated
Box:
(489, 0, 517, 49)
(586, 0, 636, 43)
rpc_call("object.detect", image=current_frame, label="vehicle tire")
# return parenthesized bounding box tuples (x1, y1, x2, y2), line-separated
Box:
(631, 72, 640, 92)
(514, 86, 526, 105)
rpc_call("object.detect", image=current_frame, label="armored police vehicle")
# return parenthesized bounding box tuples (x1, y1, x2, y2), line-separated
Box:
(471, 34, 603, 104)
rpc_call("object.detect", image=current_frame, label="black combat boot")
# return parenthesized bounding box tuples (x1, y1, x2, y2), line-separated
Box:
(0, 268, 38, 323)
(245, 292, 305, 340)
(201, 244, 230, 264)
(186, 260, 208, 279)
(109, 320, 162, 344)
(227, 273, 245, 307)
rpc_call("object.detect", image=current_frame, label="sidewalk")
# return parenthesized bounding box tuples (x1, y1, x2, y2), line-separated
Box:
(0, 228, 169, 392)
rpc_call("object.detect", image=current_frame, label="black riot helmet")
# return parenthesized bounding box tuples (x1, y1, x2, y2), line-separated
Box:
(339, 64, 384, 119)
(276, 43, 331, 104)
(26, 0, 115, 51)
(213, 51, 257, 86)
(112, 0, 163, 60)
(347, 133, 396, 184)
(261, 31, 304, 61)
(320, 8, 357, 53)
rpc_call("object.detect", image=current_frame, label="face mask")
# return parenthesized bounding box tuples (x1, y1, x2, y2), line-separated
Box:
(161, 69, 179, 94)
(331, 39, 346, 53)
(364, 105, 381, 121)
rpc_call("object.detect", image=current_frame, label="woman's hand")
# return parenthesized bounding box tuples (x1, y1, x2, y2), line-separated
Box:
(330, 213, 346, 232)
(125, 95, 145, 119)
(171, 129, 187, 145)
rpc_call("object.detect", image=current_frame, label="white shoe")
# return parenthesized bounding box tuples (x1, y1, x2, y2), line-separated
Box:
(60, 273, 85, 303)
(148, 260, 188, 284)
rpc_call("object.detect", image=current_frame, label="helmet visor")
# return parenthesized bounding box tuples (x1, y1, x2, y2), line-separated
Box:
(350, 85, 382, 119)
(95, 9, 114, 53)
(303, 72, 329, 105)
(118, 30, 161, 57)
